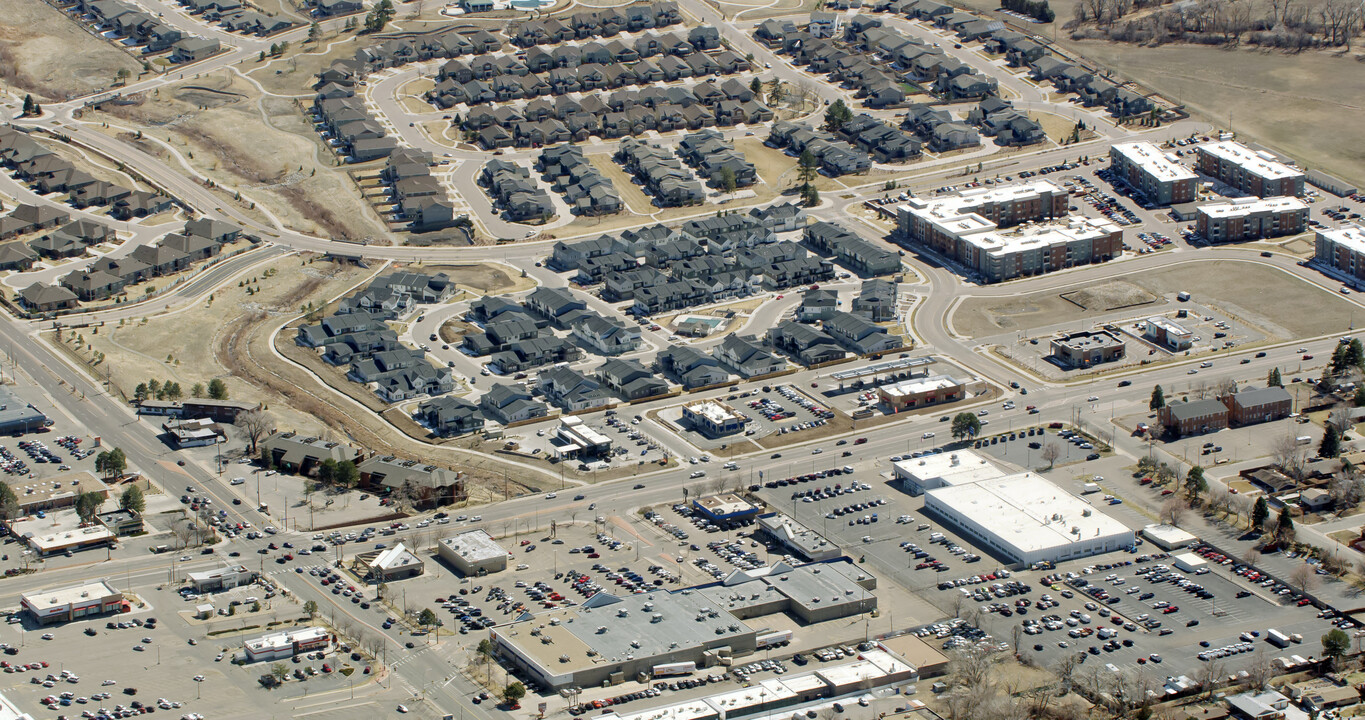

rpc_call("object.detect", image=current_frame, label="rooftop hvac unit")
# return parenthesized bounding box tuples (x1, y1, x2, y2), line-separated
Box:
(618, 609, 629, 617)
(597, 626, 608, 634)
(651, 613, 663, 623)
(1082, 509, 1092, 517)
(669, 642, 678, 649)
(1071, 527, 1080, 535)
(630, 640, 641, 648)
(643, 603, 653, 611)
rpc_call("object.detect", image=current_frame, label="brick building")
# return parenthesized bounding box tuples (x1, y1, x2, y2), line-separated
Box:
(1108, 142, 1197, 206)
(1195, 141, 1305, 198)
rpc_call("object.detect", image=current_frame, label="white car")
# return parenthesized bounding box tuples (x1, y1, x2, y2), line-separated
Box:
(545, 493, 557, 499)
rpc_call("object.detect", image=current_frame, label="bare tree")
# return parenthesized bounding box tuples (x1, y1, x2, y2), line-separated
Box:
(1246, 650, 1275, 690)
(234, 409, 275, 454)
(1193, 379, 1212, 399)
(1216, 377, 1239, 396)
(1329, 404, 1355, 436)
(1330, 474, 1364, 511)
(1272, 435, 1310, 483)
(1290, 562, 1319, 594)
(1011, 624, 1024, 654)
(171, 516, 196, 549)
(1052, 652, 1079, 693)
(946, 643, 998, 689)
(1206, 485, 1232, 516)
(1241, 545, 1262, 567)
(1041, 442, 1062, 470)
(1231, 494, 1255, 527)
(1195, 659, 1225, 699)
(1160, 497, 1189, 526)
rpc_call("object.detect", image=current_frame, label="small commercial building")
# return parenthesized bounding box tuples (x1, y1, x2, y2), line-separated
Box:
(1173, 552, 1207, 573)
(549, 417, 613, 460)
(353, 542, 425, 582)
(1141, 524, 1196, 550)
(692, 494, 760, 523)
(1144, 316, 1193, 351)
(923, 472, 1135, 565)
(755, 513, 840, 561)
(1049, 330, 1126, 368)
(243, 627, 331, 663)
(23, 525, 116, 556)
(893, 450, 1002, 495)
(2, 471, 109, 516)
(0, 387, 51, 434)
(437, 530, 508, 576)
(877, 374, 969, 412)
(161, 417, 223, 448)
(95, 509, 142, 536)
(20, 581, 125, 625)
(681, 401, 749, 437)
(187, 565, 257, 592)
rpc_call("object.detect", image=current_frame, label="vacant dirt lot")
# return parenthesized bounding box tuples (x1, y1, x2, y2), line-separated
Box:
(954, 260, 1355, 339)
(0, 0, 142, 101)
(92, 72, 389, 241)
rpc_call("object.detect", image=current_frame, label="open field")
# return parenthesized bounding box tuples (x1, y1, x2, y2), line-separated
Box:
(1056, 42, 1365, 188)
(0, 0, 143, 101)
(587, 155, 657, 215)
(953, 260, 1357, 338)
(72, 253, 372, 434)
(90, 72, 390, 241)
(246, 31, 368, 97)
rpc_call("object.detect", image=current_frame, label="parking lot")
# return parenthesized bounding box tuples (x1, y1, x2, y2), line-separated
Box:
(977, 424, 1110, 471)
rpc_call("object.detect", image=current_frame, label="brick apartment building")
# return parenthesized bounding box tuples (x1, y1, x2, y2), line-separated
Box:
(1195, 196, 1308, 242)
(1314, 225, 1365, 285)
(1195, 141, 1305, 198)
(1158, 398, 1228, 436)
(1222, 385, 1292, 425)
(1109, 142, 1197, 206)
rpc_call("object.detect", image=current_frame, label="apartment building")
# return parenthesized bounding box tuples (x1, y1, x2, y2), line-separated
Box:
(898, 184, 1121, 282)
(1315, 224, 1365, 284)
(1195, 196, 1307, 242)
(1195, 141, 1305, 198)
(1108, 142, 1197, 206)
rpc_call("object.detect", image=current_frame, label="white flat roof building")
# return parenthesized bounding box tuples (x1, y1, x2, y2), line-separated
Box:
(1198, 141, 1302, 181)
(924, 472, 1135, 565)
(1318, 225, 1365, 255)
(879, 374, 963, 401)
(893, 450, 1004, 495)
(437, 529, 508, 576)
(1141, 523, 1197, 550)
(961, 215, 1123, 258)
(1110, 142, 1198, 183)
(1196, 196, 1306, 218)
(20, 580, 123, 625)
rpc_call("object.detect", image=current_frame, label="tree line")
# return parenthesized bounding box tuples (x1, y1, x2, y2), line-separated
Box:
(1068, 0, 1363, 51)
(1001, 0, 1056, 23)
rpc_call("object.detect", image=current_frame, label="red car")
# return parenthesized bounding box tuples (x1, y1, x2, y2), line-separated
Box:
(1160, 489, 1174, 496)
(854, 438, 867, 445)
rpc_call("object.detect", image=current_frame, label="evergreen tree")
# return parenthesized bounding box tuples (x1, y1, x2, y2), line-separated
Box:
(1149, 385, 1165, 410)
(1252, 495, 1269, 530)
(364, 0, 394, 32)
(1267, 367, 1283, 387)
(23, 95, 36, 116)
(1320, 424, 1342, 458)
(1183, 466, 1207, 503)
(750, 77, 762, 96)
(823, 99, 852, 131)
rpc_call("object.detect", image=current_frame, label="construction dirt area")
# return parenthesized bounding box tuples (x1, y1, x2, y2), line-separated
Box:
(0, 0, 143, 101)
(951, 261, 1358, 340)
(85, 72, 391, 242)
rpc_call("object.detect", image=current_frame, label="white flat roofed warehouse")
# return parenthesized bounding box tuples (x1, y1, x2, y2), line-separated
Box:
(924, 472, 1135, 565)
